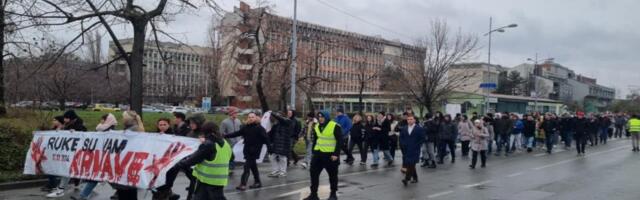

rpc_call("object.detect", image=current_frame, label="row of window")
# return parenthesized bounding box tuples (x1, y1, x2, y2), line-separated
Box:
(144, 49, 203, 63)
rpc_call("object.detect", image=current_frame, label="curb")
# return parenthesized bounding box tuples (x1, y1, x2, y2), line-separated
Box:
(0, 179, 47, 191)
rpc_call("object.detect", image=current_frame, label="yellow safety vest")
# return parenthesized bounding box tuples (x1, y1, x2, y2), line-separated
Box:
(314, 121, 338, 153)
(629, 119, 640, 134)
(192, 140, 232, 186)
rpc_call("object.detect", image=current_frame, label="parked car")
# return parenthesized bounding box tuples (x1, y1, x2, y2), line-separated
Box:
(167, 106, 189, 114)
(142, 105, 164, 113)
(93, 103, 122, 112)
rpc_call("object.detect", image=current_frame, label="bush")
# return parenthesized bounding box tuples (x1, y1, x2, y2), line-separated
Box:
(0, 122, 32, 172)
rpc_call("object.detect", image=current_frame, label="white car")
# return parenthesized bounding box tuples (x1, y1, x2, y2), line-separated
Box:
(142, 105, 163, 113)
(167, 106, 189, 114)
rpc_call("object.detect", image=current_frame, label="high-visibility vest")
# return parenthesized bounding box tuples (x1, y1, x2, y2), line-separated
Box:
(314, 121, 338, 153)
(629, 119, 640, 133)
(192, 140, 232, 186)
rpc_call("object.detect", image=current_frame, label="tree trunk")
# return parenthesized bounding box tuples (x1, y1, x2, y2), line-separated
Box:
(129, 20, 147, 115)
(256, 65, 269, 112)
(358, 82, 365, 115)
(0, 5, 7, 116)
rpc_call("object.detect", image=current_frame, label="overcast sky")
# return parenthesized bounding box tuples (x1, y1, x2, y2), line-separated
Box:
(77, 0, 639, 98)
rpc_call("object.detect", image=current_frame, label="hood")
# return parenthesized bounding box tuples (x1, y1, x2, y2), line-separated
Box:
(63, 110, 79, 120)
(319, 110, 331, 123)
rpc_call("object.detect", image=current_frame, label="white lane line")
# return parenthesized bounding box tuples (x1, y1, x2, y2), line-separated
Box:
(534, 153, 546, 157)
(427, 190, 454, 198)
(227, 166, 397, 194)
(462, 180, 492, 188)
(532, 145, 627, 170)
(506, 172, 524, 178)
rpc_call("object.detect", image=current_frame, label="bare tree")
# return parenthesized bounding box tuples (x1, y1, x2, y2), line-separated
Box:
(399, 19, 478, 113)
(354, 49, 380, 115)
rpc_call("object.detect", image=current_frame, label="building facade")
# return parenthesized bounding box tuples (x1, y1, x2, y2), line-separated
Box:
(109, 39, 215, 103)
(449, 63, 505, 94)
(219, 2, 425, 113)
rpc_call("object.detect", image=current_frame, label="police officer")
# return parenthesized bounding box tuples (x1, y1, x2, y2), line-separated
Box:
(304, 111, 343, 200)
(156, 122, 231, 200)
(628, 114, 640, 152)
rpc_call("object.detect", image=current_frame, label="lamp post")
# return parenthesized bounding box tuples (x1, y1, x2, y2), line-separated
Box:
(290, 0, 298, 111)
(482, 17, 517, 115)
(527, 54, 554, 113)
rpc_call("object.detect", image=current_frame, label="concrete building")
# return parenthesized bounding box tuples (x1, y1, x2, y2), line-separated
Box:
(219, 2, 425, 113)
(569, 74, 615, 112)
(109, 39, 214, 103)
(449, 63, 505, 94)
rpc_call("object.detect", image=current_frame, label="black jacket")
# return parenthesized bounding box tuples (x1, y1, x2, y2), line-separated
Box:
(174, 123, 191, 137)
(438, 121, 457, 141)
(225, 123, 270, 159)
(350, 122, 366, 142)
(269, 114, 293, 155)
(311, 121, 342, 157)
(64, 119, 87, 131)
(541, 119, 559, 135)
(494, 118, 512, 136)
(574, 118, 588, 136)
(175, 137, 226, 169)
(587, 119, 600, 133)
(523, 119, 536, 137)
(423, 119, 440, 142)
(560, 117, 575, 132)
(290, 116, 302, 140)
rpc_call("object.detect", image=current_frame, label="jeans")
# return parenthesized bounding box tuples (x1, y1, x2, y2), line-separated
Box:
(342, 136, 352, 161)
(632, 134, 640, 149)
(389, 135, 398, 160)
(575, 134, 587, 154)
(496, 134, 509, 153)
(271, 154, 288, 173)
(241, 158, 261, 185)
(372, 148, 392, 164)
(508, 134, 521, 153)
(561, 131, 573, 148)
(545, 132, 555, 153)
(461, 140, 470, 157)
(487, 138, 493, 154)
(600, 128, 608, 144)
(80, 181, 98, 198)
(421, 142, 436, 163)
(525, 136, 534, 149)
(615, 126, 624, 138)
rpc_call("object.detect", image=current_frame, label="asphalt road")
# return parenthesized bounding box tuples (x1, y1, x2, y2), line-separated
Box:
(2, 137, 638, 200)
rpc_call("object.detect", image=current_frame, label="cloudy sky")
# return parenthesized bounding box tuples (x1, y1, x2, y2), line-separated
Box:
(74, 0, 639, 98)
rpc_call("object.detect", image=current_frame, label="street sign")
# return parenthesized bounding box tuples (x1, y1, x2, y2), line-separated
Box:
(487, 97, 498, 103)
(479, 82, 497, 89)
(202, 97, 212, 111)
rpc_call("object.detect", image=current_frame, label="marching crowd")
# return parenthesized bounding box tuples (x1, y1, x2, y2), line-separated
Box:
(39, 107, 640, 200)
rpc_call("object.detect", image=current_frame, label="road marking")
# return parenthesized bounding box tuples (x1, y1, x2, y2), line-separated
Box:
(227, 166, 397, 195)
(462, 180, 492, 188)
(506, 172, 524, 178)
(427, 190, 453, 198)
(533, 145, 627, 170)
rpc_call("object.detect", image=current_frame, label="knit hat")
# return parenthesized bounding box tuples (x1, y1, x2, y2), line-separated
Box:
(63, 110, 79, 120)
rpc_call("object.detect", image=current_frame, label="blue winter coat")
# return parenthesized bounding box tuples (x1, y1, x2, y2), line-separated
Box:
(335, 114, 352, 137)
(400, 125, 425, 165)
(512, 120, 524, 135)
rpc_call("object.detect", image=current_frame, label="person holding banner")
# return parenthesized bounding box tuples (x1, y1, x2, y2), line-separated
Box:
(187, 114, 207, 138)
(224, 112, 270, 191)
(173, 112, 191, 136)
(158, 122, 231, 200)
(156, 118, 175, 134)
(40, 116, 65, 193)
(71, 113, 118, 200)
(111, 111, 145, 200)
(303, 111, 342, 200)
(46, 110, 86, 198)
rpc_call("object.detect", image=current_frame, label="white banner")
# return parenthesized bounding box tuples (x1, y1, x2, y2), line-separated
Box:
(24, 130, 200, 189)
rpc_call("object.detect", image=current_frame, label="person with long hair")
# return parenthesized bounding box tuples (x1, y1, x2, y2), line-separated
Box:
(114, 111, 143, 200)
(469, 120, 490, 169)
(156, 118, 174, 134)
(349, 114, 368, 165)
(371, 112, 393, 167)
(388, 114, 399, 160)
(46, 110, 86, 198)
(458, 115, 473, 158)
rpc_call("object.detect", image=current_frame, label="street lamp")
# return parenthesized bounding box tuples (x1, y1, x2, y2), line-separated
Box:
(481, 17, 517, 115)
(526, 53, 553, 113)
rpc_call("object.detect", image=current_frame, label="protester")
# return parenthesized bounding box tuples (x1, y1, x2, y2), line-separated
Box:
(268, 112, 293, 177)
(494, 113, 512, 156)
(71, 114, 117, 200)
(421, 113, 439, 168)
(301, 112, 318, 169)
(46, 110, 86, 198)
(159, 122, 231, 200)
(615, 113, 626, 138)
(523, 115, 537, 153)
(364, 115, 376, 165)
(220, 108, 241, 172)
(469, 120, 490, 169)
(156, 118, 174, 134)
(334, 107, 353, 165)
(508, 114, 523, 155)
(437, 115, 457, 164)
(628, 114, 640, 152)
(225, 112, 270, 191)
(388, 114, 400, 160)
(303, 111, 342, 200)
(349, 114, 368, 165)
(287, 109, 302, 166)
(41, 116, 65, 193)
(173, 112, 191, 136)
(113, 111, 144, 200)
(574, 112, 588, 156)
(371, 112, 393, 167)
(399, 114, 424, 186)
(484, 114, 495, 155)
(458, 115, 473, 158)
(187, 114, 206, 138)
(560, 113, 575, 149)
(541, 113, 558, 154)
(599, 115, 611, 144)
(588, 114, 600, 146)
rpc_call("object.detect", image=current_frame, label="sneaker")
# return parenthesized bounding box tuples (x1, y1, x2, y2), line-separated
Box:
(249, 183, 262, 189)
(370, 163, 379, 167)
(301, 162, 308, 169)
(278, 172, 287, 177)
(236, 185, 247, 191)
(401, 179, 408, 186)
(267, 171, 280, 177)
(46, 188, 65, 198)
(359, 162, 366, 166)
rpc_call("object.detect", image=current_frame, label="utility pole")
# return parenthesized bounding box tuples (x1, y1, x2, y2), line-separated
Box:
(290, 0, 298, 110)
